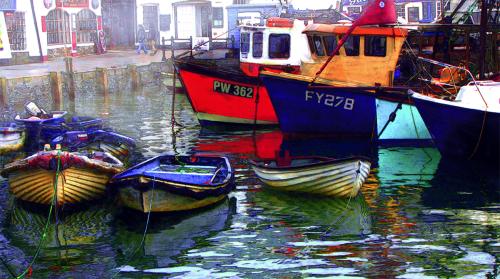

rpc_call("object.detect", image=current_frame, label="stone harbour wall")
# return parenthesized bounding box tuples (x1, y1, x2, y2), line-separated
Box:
(0, 60, 175, 111)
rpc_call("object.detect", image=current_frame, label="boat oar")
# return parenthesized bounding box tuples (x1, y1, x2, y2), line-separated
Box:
(209, 166, 223, 184)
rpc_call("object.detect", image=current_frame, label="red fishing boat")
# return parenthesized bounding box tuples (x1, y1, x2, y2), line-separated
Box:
(175, 17, 310, 126)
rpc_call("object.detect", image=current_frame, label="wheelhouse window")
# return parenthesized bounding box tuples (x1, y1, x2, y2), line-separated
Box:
(240, 32, 250, 53)
(5, 12, 26, 51)
(408, 7, 420, 22)
(311, 35, 325, 56)
(76, 9, 97, 43)
(252, 32, 263, 58)
(269, 34, 290, 59)
(213, 7, 223, 28)
(343, 35, 360, 56)
(323, 35, 338, 55)
(364, 36, 386, 57)
(46, 9, 71, 45)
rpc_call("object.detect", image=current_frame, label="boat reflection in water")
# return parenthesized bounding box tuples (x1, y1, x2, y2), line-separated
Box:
(114, 197, 236, 272)
(422, 157, 499, 209)
(255, 189, 372, 236)
(6, 202, 116, 276)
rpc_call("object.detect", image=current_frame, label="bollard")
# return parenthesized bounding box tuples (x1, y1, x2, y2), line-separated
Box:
(170, 36, 175, 60)
(189, 36, 193, 57)
(64, 57, 76, 103)
(96, 67, 109, 97)
(49, 72, 63, 110)
(128, 64, 140, 92)
(0, 77, 7, 108)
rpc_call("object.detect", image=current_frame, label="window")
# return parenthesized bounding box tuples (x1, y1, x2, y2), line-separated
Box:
(343, 35, 359, 56)
(396, 4, 405, 19)
(46, 9, 71, 45)
(323, 35, 338, 56)
(436, 1, 442, 20)
(5, 12, 26, 51)
(365, 36, 386, 57)
(143, 5, 158, 34)
(408, 7, 420, 22)
(76, 9, 97, 43)
(240, 32, 250, 53)
(253, 32, 263, 58)
(347, 6, 361, 15)
(233, 0, 249, 4)
(312, 35, 325, 56)
(269, 34, 290, 59)
(213, 7, 223, 28)
(160, 14, 171, 31)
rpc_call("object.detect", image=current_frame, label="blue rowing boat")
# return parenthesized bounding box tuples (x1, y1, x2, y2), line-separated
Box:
(111, 154, 235, 213)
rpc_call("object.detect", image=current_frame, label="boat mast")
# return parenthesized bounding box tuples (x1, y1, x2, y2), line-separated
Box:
(478, 0, 488, 79)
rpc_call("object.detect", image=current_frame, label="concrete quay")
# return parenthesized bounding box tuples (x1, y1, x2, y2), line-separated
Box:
(0, 50, 179, 111)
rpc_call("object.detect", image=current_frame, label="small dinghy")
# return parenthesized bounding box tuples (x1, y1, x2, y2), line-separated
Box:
(0, 122, 25, 154)
(111, 154, 235, 213)
(49, 129, 136, 163)
(251, 155, 371, 198)
(1, 147, 123, 206)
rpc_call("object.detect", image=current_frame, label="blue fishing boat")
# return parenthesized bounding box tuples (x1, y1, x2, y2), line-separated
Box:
(411, 81, 500, 162)
(0, 122, 25, 154)
(111, 155, 235, 213)
(261, 0, 431, 141)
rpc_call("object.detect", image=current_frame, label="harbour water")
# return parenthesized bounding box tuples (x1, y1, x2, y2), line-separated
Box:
(0, 87, 498, 278)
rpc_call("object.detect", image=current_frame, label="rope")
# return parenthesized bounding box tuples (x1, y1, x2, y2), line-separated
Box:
(14, 150, 61, 279)
(468, 108, 488, 160)
(111, 177, 155, 278)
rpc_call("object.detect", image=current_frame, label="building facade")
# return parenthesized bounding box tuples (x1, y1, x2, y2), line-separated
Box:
(0, 0, 104, 65)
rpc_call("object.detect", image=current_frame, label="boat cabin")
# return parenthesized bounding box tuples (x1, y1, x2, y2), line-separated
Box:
(300, 24, 408, 86)
(239, 17, 311, 77)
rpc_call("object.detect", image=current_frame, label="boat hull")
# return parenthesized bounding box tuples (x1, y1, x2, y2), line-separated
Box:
(176, 60, 278, 125)
(119, 186, 226, 213)
(111, 154, 235, 212)
(0, 131, 25, 154)
(2, 150, 123, 205)
(261, 74, 377, 137)
(376, 99, 431, 141)
(412, 92, 499, 162)
(7, 167, 114, 205)
(252, 157, 371, 198)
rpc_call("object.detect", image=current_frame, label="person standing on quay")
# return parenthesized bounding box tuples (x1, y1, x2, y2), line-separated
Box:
(148, 25, 158, 56)
(136, 25, 148, 54)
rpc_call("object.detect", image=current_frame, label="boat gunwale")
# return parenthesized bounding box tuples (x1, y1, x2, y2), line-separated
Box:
(250, 156, 372, 171)
(111, 154, 234, 188)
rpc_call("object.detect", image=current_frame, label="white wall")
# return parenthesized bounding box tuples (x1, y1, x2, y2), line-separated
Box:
(0, 12, 12, 59)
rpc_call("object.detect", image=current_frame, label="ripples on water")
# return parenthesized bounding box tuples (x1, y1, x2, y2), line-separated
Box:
(0, 87, 498, 278)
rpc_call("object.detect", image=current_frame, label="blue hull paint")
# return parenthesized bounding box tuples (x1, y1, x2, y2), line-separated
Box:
(262, 75, 377, 137)
(413, 96, 499, 163)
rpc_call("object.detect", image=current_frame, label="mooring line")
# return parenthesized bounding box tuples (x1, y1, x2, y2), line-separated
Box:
(111, 176, 155, 278)
(14, 151, 61, 279)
